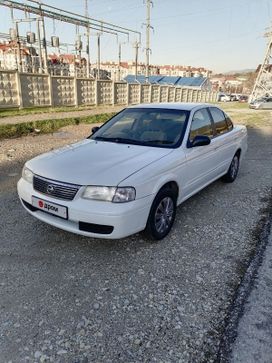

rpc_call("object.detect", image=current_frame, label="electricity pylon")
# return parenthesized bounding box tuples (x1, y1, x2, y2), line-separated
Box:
(250, 30, 272, 101)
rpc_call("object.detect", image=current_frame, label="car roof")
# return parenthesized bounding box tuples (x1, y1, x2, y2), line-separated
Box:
(128, 102, 215, 111)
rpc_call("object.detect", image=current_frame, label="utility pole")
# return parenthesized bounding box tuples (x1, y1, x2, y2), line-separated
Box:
(15, 21, 22, 72)
(10, 7, 18, 70)
(145, 0, 153, 82)
(134, 41, 140, 79)
(118, 42, 126, 81)
(97, 33, 101, 80)
(38, 1, 48, 73)
(118, 43, 121, 81)
(250, 29, 272, 101)
(36, 18, 42, 72)
(85, 0, 90, 78)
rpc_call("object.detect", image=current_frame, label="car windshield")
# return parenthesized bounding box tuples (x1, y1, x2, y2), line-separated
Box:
(91, 107, 189, 148)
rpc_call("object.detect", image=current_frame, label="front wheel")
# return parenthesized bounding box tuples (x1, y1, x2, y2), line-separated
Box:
(222, 154, 240, 183)
(144, 188, 177, 240)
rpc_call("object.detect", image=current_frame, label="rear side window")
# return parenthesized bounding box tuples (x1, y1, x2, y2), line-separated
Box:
(189, 108, 214, 141)
(209, 107, 229, 135)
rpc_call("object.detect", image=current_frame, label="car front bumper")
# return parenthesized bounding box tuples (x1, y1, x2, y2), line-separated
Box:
(17, 178, 153, 239)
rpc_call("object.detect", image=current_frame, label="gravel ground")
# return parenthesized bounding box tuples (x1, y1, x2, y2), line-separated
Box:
(0, 106, 123, 125)
(0, 124, 272, 362)
(230, 230, 272, 363)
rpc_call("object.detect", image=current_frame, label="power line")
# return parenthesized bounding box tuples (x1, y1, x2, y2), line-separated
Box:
(0, 0, 141, 41)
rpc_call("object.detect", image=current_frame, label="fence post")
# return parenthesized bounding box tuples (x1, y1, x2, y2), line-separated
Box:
(173, 87, 177, 103)
(48, 74, 54, 107)
(95, 80, 98, 106)
(127, 82, 129, 105)
(184, 88, 188, 102)
(166, 86, 170, 102)
(112, 81, 116, 105)
(74, 76, 78, 107)
(139, 84, 142, 104)
(15, 71, 23, 109)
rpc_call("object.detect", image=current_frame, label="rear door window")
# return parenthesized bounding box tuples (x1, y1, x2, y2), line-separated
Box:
(209, 107, 229, 135)
(225, 113, 234, 130)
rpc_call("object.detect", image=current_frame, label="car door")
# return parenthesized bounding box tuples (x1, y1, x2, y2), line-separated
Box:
(260, 98, 272, 109)
(182, 107, 218, 198)
(208, 107, 236, 174)
(265, 98, 272, 109)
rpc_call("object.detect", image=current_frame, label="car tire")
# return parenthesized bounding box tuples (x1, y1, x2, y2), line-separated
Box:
(143, 187, 177, 240)
(222, 153, 240, 183)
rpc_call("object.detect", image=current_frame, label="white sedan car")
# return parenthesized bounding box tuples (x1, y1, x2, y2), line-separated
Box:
(18, 103, 247, 240)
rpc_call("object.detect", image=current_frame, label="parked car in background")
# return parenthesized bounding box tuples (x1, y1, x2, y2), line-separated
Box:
(230, 94, 239, 101)
(220, 94, 231, 102)
(18, 103, 247, 240)
(249, 97, 272, 109)
(239, 95, 248, 103)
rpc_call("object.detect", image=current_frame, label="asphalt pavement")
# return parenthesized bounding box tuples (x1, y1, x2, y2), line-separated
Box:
(0, 125, 272, 363)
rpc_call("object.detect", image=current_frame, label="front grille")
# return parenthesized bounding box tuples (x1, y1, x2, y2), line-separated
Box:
(33, 175, 80, 201)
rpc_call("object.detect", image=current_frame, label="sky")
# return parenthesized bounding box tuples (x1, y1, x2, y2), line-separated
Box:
(0, 0, 271, 73)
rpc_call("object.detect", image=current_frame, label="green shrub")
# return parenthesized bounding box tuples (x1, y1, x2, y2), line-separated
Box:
(0, 112, 115, 139)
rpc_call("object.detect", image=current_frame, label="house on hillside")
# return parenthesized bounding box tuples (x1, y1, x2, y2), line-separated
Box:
(0, 41, 38, 72)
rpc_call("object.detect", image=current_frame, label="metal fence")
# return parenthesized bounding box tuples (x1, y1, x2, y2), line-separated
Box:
(0, 70, 218, 109)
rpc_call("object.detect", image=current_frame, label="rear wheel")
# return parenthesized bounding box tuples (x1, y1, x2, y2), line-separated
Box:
(144, 187, 177, 240)
(222, 153, 240, 183)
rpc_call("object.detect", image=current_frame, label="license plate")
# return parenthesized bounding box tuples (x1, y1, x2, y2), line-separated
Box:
(32, 196, 68, 219)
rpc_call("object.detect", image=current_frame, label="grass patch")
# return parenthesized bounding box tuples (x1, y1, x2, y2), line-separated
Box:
(215, 102, 272, 127)
(0, 105, 99, 118)
(0, 112, 115, 139)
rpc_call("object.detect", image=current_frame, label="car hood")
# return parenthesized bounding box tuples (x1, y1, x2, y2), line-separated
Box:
(26, 139, 173, 186)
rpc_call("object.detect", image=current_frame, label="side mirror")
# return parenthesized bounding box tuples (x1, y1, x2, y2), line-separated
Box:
(91, 126, 100, 134)
(191, 135, 211, 147)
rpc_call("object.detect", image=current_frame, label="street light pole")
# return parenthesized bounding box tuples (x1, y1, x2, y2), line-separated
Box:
(134, 41, 139, 80)
(15, 21, 22, 72)
(145, 0, 152, 82)
(118, 43, 123, 81)
(85, 0, 90, 78)
(97, 33, 101, 80)
(36, 18, 43, 72)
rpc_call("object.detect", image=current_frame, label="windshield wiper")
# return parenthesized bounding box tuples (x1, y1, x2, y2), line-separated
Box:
(142, 140, 173, 145)
(93, 136, 142, 145)
(93, 136, 173, 146)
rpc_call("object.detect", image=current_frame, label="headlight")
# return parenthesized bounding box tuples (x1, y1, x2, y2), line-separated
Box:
(22, 166, 34, 183)
(83, 186, 116, 201)
(82, 186, 136, 203)
(112, 187, 136, 203)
